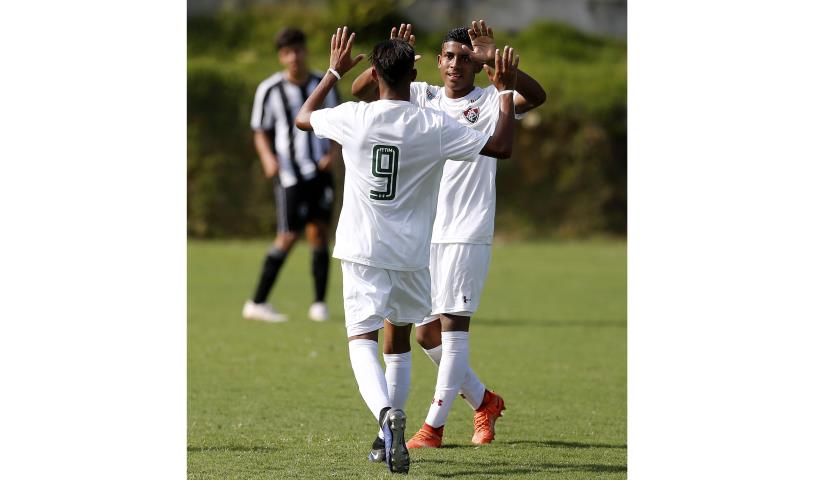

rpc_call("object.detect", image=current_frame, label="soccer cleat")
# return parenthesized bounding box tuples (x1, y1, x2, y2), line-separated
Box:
(406, 423, 443, 449)
(471, 390, 506, 445)
(368, 435, 385, 463)
(242, 301, 288, 323)
(381, 409, 410, 474)
(308, 302, 329, 322)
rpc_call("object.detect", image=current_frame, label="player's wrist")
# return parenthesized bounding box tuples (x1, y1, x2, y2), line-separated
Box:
(327, 67, 342, 80)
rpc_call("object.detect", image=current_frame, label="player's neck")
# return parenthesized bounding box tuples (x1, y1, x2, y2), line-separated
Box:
(444, 84, 476, 100)
(285, 69, 309, 85)
(377, 84, 410, 102)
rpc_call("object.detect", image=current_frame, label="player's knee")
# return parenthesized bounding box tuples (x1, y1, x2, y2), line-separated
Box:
(275, 232, 298, 251)
(306, 223, 328, 248)
(415, 323, 441, 350)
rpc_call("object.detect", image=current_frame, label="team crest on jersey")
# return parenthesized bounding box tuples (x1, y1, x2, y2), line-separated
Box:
(426, 88, 436, 101)
(463, 106, 480, 124)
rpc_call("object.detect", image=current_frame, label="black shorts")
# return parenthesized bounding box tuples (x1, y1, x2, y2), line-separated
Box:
(274, 172, 334, 233)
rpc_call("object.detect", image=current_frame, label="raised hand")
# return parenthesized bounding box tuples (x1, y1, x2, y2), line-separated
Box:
(390, 23, 416, 45)
(486, 45, 519, 91)
(330, 26, 365, 76)
(390, 23, 421, 60)
(468, 19, 496, 67)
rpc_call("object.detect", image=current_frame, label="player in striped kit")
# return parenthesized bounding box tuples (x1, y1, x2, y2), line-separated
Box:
(243, 28, 341, 323)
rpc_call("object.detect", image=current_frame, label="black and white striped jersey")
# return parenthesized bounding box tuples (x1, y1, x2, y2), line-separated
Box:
(250, 71, 340, 187)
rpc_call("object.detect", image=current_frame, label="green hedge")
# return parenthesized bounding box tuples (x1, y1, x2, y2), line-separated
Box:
(188, 6, 626, 238)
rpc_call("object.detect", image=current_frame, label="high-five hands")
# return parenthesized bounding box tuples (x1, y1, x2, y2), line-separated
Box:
(330, 26, 365, 77)
(390, 23, 421, 60)
(468, 19, 496, 67)
(487, 46, 519, 91)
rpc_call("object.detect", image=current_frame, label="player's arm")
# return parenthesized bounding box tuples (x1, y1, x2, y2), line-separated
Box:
(479, 46, 518, 159)
(350, 67, 378, 102)
(296, 26, 365, 131)
(512, 70, 546, 114)
(253, 131, 279, 178)
(350, 23, 418, 102)
(468, 19, 546, 114)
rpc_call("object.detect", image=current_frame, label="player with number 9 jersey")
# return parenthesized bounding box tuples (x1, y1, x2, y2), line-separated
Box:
(310, 100, 487, 272)
(295, 28, 517, 473)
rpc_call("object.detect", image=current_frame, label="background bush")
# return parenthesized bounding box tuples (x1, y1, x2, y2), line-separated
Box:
(187, 4, 626, 238)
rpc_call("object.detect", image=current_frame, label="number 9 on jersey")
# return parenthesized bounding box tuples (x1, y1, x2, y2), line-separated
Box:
(370, 144, 399, 201)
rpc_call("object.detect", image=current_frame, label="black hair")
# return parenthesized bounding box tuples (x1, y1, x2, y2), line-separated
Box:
(275, 28, 306, 51)
(442, 27, 472, 49)
(369, 39, 415, 87)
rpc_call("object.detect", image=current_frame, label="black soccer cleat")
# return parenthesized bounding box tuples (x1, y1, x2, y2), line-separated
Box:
(368, 435, 386, 463)
(385, 409, 410, 474)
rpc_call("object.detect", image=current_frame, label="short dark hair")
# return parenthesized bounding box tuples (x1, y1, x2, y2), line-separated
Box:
(442, 27, 472, 49)
(275, 28, 306, 51)
(369, 39, 415, 87)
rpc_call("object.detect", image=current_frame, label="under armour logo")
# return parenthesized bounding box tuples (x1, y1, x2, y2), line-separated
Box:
(463, 296, 470, 303)
(431, 398, 443, 406)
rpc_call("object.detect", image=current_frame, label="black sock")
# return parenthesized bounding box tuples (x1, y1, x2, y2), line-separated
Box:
(311, 247, 329, 302)
(252, 247, 288, 304)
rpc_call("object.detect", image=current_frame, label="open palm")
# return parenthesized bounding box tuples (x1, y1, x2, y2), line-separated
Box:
(468, 19, 496, 67)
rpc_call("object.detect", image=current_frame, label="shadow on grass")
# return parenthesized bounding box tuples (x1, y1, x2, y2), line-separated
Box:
(415, 439, 627, 477)
(420, 459, 626, 477)
(187, 445, 276, 453)
(475, 318, 627, 328)
(507, 439, 627, 449)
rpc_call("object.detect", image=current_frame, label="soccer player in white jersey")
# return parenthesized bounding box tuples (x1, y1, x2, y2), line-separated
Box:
(351, 21, 546, 449)
(294, 26, 519, 473)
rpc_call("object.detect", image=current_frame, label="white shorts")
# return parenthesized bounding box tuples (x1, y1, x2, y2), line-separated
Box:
(416, 243, 492, 326)
(341, 260, 431, 337)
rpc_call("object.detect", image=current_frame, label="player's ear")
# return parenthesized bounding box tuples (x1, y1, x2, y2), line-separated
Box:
(410, 68, 417, 82)
(474, 62, 484, 74)
(437, 54, 442, 68)
(371, 68, 379, 82)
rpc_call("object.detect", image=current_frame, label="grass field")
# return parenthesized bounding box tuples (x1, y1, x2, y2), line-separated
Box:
(188, 240, 627, 479)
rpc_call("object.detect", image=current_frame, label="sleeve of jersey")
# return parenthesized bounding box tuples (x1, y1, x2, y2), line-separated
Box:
(310, 102, 355, 143)
(250, 83, 271, 131)
(439, 113, 490, 162)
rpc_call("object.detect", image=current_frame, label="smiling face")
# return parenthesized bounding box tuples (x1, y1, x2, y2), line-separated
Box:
(437, 41, 483, 98)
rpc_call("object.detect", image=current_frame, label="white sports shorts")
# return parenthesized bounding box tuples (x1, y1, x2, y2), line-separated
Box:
(341, 260, 431, 337)
(416, 243, 492, 326)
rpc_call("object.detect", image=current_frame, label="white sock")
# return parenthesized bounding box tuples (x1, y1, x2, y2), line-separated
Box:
(384, 351, 411, 410)
(422, 344, 486, 410)
(425, 331, 469, 428)
(348, 339, 390, 420)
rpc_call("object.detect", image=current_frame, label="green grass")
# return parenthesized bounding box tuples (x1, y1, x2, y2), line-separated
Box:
(188, 240, 627, 479)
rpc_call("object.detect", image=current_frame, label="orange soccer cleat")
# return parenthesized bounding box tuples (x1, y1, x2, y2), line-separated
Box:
(406, 423, 444, 449)
(471, 390, 506, 444)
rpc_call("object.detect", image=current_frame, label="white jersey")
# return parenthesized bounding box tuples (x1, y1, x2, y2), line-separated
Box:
(410, 82, 503, 244)
(310, 100, 489, 271)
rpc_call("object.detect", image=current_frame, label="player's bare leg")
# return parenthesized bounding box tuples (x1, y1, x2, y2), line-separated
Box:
(243, 231, 299, 322)
(305, 220, 330, 321)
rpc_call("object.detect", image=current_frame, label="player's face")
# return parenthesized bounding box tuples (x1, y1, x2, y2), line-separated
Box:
(437, 41, 481, 94)
(278, 44, 308, 76)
